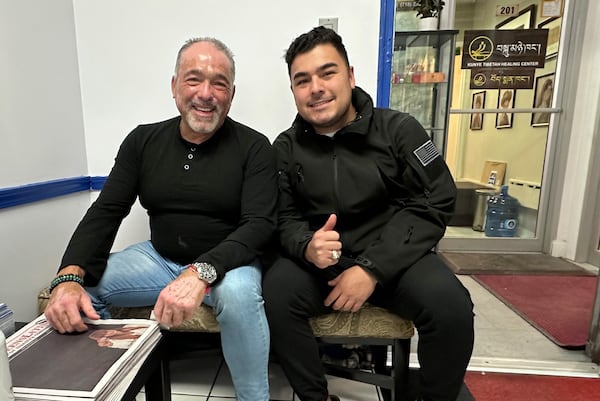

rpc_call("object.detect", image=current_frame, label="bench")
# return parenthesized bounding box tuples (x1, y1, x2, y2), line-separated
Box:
(38, 288, 414, 401)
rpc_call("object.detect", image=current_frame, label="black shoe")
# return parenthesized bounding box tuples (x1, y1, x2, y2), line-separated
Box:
(329, 395, 341, 401)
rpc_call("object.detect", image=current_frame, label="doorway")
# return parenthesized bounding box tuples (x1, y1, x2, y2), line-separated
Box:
(438, 0, 563, 253)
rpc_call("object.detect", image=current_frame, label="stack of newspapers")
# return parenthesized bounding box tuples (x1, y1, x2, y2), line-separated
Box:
(6, 314, 161, 401)
(0, 303, 15, 337)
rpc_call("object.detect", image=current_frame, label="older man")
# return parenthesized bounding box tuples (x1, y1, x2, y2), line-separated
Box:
(44, 37, 276, 401)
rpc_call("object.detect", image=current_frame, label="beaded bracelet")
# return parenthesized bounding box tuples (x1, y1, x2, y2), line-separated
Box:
(49, 274, 84, 293)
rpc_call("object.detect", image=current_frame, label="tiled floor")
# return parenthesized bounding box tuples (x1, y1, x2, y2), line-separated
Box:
(140, 272, 599, 401)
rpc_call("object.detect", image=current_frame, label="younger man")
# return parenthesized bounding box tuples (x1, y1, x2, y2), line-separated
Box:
(264, 27, 474, 401)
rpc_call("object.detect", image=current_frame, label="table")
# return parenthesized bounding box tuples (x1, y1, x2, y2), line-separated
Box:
(120, 337, 171, 401)
(448, 181, 494, 227)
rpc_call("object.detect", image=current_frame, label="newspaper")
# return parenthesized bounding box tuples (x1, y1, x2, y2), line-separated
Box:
(1, 330, 15, 400)
(0, 303, 15, 337)
(6, 314, 161, 401)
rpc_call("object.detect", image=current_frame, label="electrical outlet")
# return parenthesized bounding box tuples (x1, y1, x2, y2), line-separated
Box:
(318, 17, 338, 32)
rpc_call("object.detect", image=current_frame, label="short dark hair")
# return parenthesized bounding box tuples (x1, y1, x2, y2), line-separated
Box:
(285, 26, 350, 75)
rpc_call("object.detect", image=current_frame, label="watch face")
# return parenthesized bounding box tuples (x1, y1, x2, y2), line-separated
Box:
(194, 262, 217, 284)
(203, 267, 217, 283)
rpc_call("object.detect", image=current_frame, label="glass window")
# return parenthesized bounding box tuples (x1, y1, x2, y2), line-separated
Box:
(385, 0, 563, 242)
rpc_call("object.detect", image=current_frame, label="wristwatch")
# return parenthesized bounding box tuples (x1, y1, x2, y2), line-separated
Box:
(190, 262, 218, 285)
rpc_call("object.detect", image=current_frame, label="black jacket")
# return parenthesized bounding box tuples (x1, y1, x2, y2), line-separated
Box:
(274, 87, 456, 286)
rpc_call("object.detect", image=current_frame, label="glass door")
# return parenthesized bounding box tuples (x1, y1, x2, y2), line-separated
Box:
(378, 0, 566, 253)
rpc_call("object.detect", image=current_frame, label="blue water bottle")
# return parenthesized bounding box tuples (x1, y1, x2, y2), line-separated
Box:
(484, 185, 520, 237)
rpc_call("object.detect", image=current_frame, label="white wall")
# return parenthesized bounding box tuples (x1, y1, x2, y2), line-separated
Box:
(0, 0, 87, 187)
(0, 195, 92, 320)
(0, 0, 381, 321)
(0, 0, 90, 321)
(73, 0, 381, 174)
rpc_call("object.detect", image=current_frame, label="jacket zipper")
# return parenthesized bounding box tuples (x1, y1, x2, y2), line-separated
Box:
(332, 148, 340, 214)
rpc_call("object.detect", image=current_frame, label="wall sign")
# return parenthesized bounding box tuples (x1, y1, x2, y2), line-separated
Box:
(461, 30, 548, 69)
(469, 67, 535, 89)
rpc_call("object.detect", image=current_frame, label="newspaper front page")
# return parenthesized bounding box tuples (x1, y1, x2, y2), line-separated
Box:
(6, 315, 161, 401)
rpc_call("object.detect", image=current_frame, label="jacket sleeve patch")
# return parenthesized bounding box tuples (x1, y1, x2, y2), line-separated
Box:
(413, 140, 440, 167)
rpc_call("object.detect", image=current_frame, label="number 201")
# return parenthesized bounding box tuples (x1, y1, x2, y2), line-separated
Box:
(499, 6, 517, 15)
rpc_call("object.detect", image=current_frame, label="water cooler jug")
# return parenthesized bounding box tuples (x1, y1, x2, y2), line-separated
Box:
(484, 185, 519, 237)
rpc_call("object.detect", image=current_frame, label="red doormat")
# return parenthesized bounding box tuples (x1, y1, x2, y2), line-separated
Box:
(465, 371, 600, 401)
(473, 274, 598, 349)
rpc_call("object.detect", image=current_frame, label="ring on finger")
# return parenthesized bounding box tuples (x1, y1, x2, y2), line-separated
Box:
(331, 250, 340, 260)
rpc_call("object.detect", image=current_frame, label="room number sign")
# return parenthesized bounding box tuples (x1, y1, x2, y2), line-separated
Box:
(496, 5, 519, 17)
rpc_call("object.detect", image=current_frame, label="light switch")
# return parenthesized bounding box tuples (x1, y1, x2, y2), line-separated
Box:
(318, 17, 338, 32)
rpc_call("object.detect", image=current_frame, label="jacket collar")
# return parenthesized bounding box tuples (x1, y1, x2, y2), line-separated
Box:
(292, 86, 374, 137)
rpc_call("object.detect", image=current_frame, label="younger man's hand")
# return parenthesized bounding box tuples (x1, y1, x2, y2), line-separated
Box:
(304, 214, 343, 269)
(324, 266, 377, 312)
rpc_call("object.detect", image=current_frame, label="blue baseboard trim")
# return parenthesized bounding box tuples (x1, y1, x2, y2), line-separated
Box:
(0, 176, 107, 209)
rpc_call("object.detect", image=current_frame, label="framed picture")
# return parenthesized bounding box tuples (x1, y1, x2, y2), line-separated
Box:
(531, 73, 555, 126)
(496, 4, 536, 29)
(470, 91, 485, 130)
(538, 17, 561, 58)
(496, 89, 515, 129)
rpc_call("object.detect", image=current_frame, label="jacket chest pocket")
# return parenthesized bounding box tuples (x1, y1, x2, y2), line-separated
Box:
(291, 162, 334, 204)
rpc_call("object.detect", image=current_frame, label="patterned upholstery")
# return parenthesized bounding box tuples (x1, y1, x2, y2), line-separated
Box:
(309, 305, 413, 338)
(37, 287, 413, 338)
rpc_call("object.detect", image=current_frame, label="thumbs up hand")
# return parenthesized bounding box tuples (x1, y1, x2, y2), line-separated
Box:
(304, 214, 343, 269)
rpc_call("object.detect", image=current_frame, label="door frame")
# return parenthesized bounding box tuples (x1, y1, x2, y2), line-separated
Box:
(577, 88, 600, 266)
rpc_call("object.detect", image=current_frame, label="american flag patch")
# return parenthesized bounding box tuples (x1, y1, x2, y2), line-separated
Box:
(413, 140, 440, 166)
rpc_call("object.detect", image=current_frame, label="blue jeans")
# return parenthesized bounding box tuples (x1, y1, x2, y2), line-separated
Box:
(86, 241, 270, 401)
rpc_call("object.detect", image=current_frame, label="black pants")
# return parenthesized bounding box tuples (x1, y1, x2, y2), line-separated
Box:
(263, 252, 474, 401)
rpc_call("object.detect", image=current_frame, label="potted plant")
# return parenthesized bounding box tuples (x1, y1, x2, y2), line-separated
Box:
(414, 0, 445, 18)
(413, 0, 445, 30)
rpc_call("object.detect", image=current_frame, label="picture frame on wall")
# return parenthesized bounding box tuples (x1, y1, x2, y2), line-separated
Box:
(496, 4, 536, 29)
(531, 73, 555, 126)
(470, 91, 485, 130)
(538, 17, 561, 58)
(496, 89, 515, 129)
